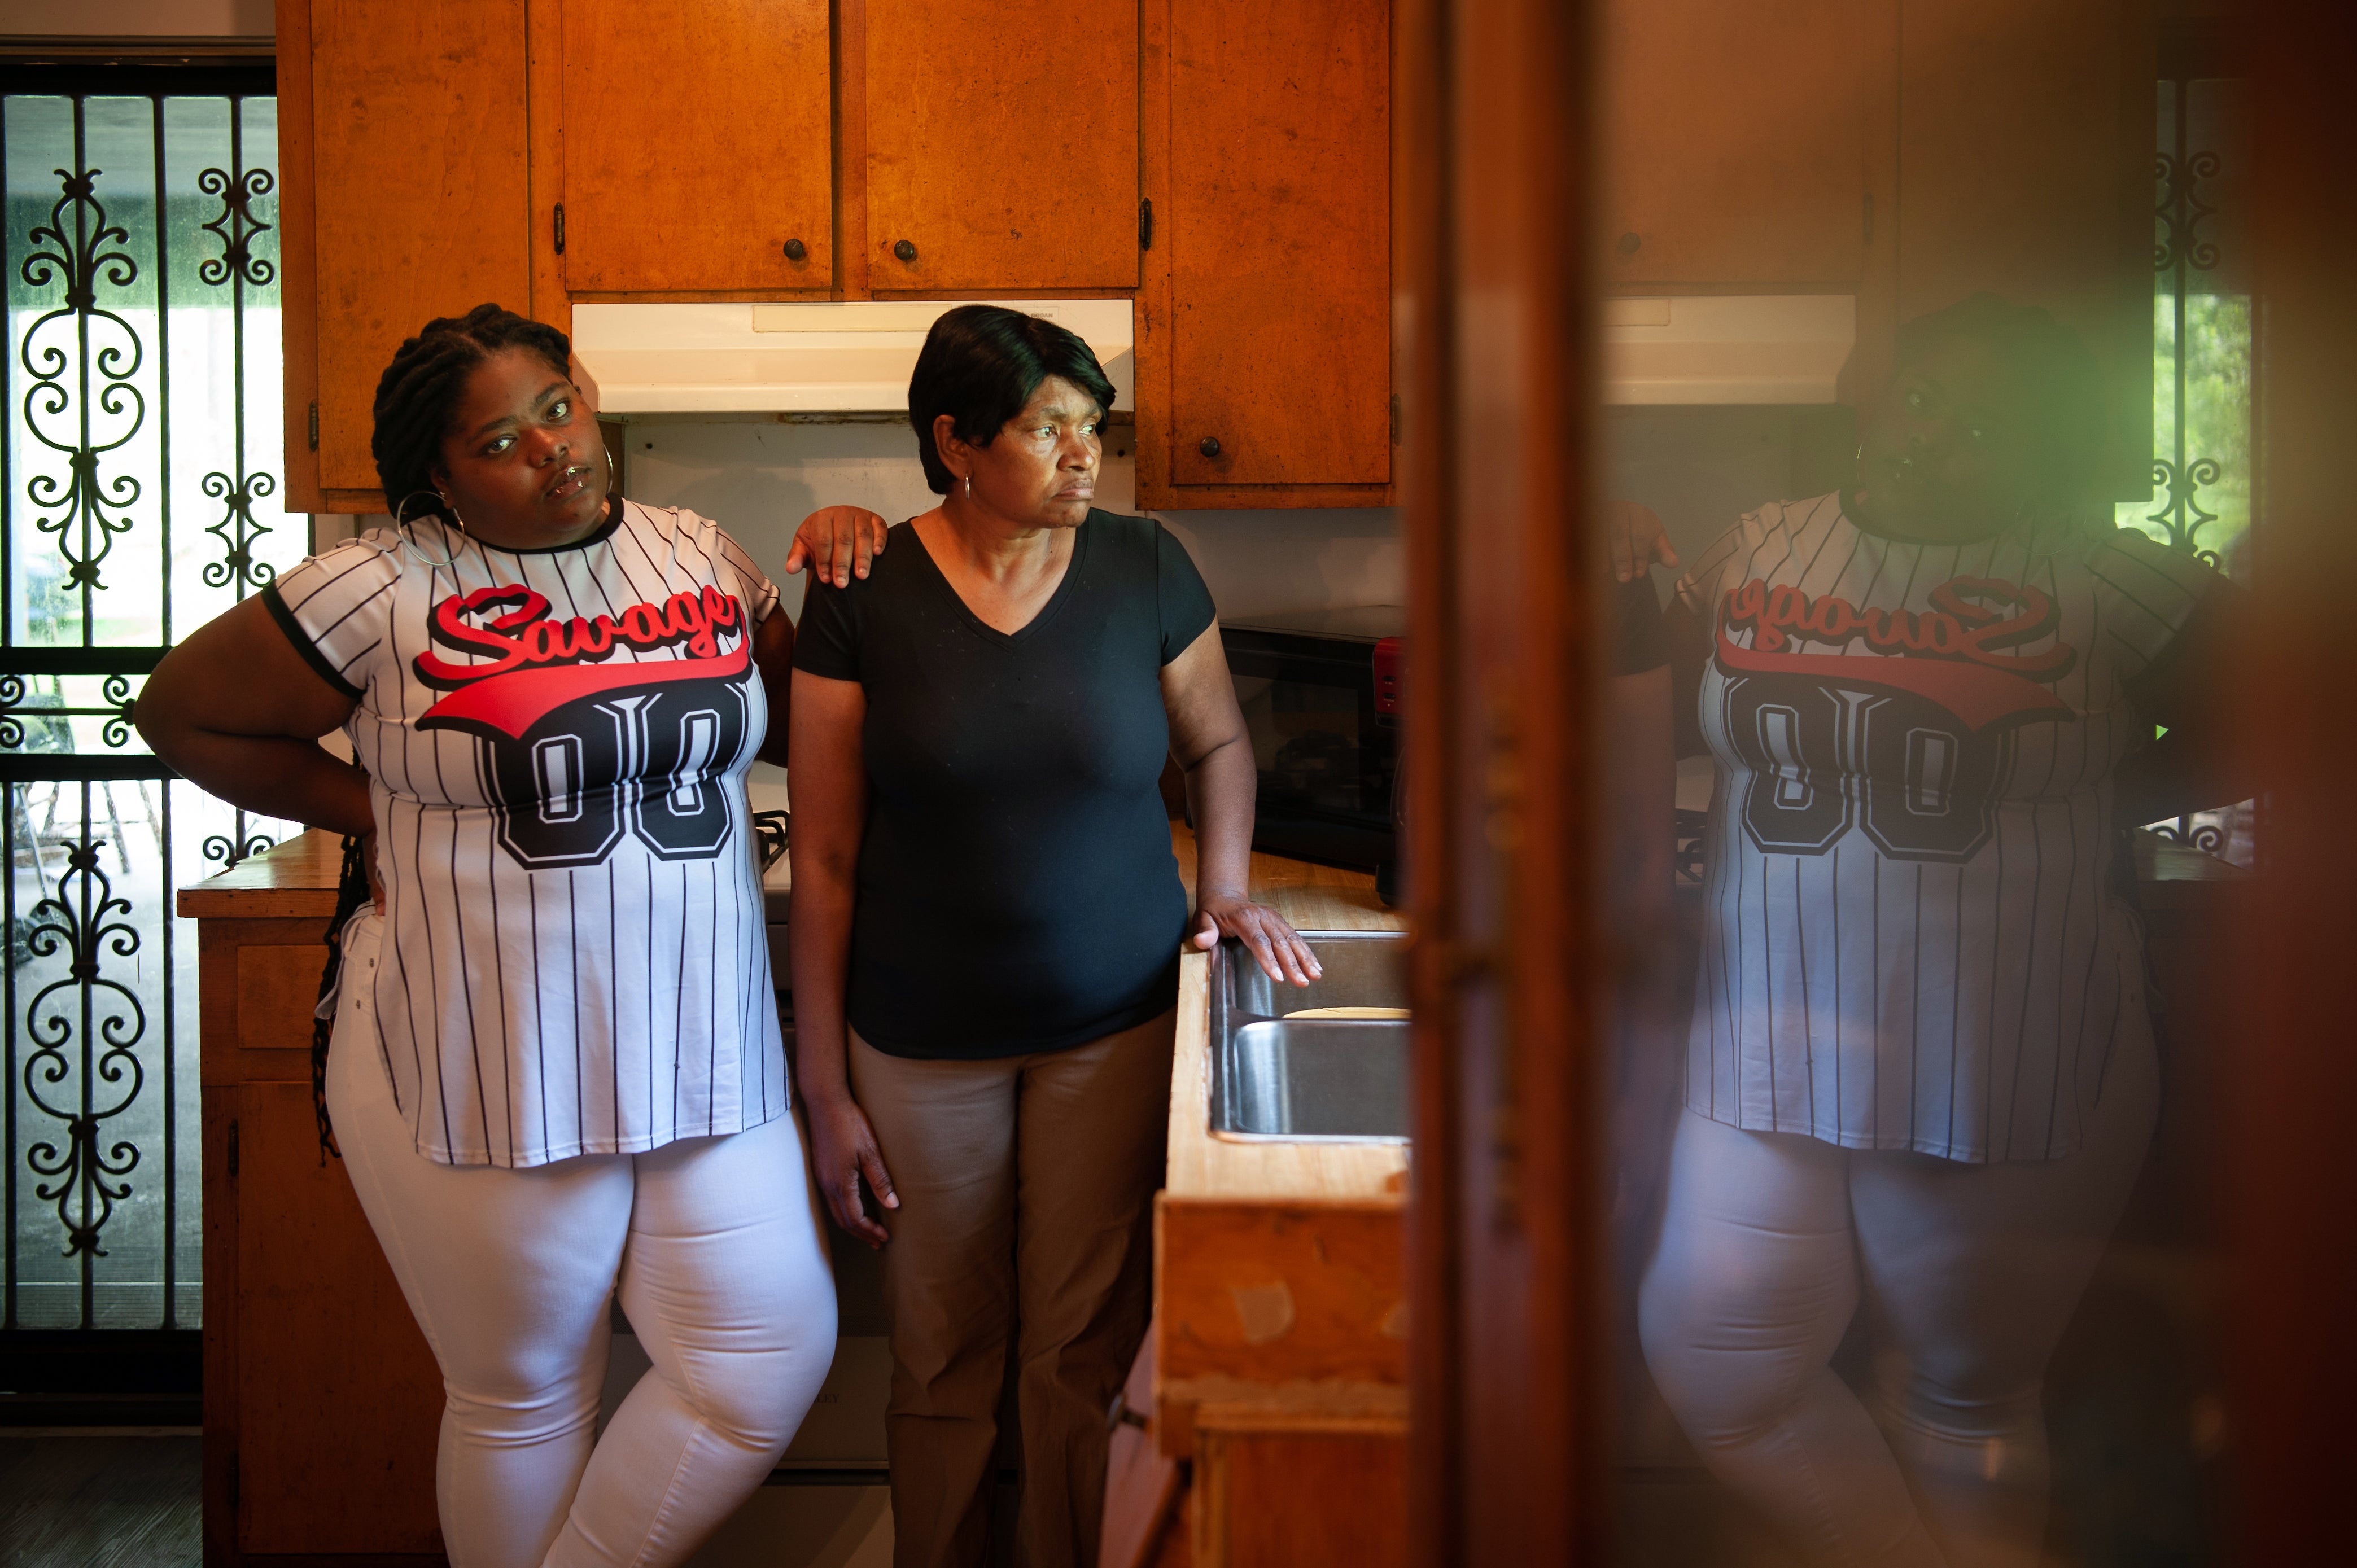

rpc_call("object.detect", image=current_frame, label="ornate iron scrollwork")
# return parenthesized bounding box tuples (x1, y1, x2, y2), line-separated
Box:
(2147, 817, 2227, 856)
(19, 169, 146, 597)
(196, 142, 279, 598)
(2148, 455, 2224, 569)
(202, 821, 278, 872)
(3, 81, 285, 1334)
(20, 831, 147, 1262)
(200, 470, 278, 593)
(196, 164, 275, 288)
(0, 672, 141, 753)
(2153, 149, 2221, 275)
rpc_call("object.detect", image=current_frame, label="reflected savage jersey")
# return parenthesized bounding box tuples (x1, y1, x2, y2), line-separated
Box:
(1673, 494, 2218, 1162)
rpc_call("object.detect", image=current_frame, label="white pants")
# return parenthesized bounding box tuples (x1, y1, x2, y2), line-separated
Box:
(326, 914, 838, 1568)
(1638, 1022, 2159, 1568)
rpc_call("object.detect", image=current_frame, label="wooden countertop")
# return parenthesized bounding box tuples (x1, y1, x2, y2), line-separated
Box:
(176, 829, 348, 920)
(1164, 824, 1411, 1204)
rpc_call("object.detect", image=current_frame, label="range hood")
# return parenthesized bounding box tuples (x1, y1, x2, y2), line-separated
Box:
(572, 292, 1845, 415)
(1602, 294, 1855, 404)
(571, 300, 1134, 416)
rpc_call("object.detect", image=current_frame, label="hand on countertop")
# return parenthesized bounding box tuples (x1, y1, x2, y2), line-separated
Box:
(785, 505, 893, 588)
(1191, 892, 1324, 987)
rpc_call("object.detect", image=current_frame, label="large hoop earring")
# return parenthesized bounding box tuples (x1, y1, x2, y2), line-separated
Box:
(392, 490, 465, 569)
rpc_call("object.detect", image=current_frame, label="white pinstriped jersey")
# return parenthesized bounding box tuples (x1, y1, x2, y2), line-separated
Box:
(268, 499, 787, 1167)
(1674, 495, 2219, 1162)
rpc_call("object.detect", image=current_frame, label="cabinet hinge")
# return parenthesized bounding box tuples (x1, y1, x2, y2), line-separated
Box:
(226, 1118, 239, 1179)
(1139, 198, 1153, 251)
(1390, 392, 1402, 446)
(554, 203, 567, 255)
(307, 401, 318, 451)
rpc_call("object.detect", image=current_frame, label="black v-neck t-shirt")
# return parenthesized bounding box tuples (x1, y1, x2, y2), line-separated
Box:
(793, 510, 1218, 1058)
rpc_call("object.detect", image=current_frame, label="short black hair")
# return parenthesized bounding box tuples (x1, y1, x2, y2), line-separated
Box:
(1894, 293, 2109, 502)
(907, 305, 1117, 494)
(371, 303, 572, 517)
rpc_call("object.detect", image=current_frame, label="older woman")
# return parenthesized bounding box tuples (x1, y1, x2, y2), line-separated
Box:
(1626, 295, 2251, 1567)
(789, 305, 1317, 1567)
(138, 304, 882, 1568)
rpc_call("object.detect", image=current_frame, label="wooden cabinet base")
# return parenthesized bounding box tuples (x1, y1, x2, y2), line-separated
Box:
(1191, 1423, 1408, 1568)
(190, 834, 446, 1566)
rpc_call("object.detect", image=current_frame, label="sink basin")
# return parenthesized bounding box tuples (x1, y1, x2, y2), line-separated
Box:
(1209, 932, 1409, 1143)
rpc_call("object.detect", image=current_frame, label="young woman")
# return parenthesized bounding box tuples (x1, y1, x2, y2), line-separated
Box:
(788, 305, 1318, 1568)
(139, 304, 874, 1568)
(1628, 295, 2251, 1567)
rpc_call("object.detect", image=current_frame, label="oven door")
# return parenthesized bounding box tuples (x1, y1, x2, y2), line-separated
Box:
(1218, 628, 1396, 869)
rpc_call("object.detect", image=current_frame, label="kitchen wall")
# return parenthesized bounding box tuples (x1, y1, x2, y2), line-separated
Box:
(4, 0, 273, 34)
(615, 418, 1403, 623)
(316, 408, 1853, 617)
(1602, 404, 1858, 597)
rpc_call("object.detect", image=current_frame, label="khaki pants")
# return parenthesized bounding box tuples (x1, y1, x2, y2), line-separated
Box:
(850, 1008, 1176, 1568)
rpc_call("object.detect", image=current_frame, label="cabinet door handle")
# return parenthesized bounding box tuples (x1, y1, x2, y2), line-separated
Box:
(893, 239, 917, 262)
(1139, 198, 1153, 251)
(1615, 230, 1641, 257)
(226, 1118, 239, 1179)
(1199, 436, 1222, 458)
(554, 203, 566, 255)
(307, 401, 318, 451)
(784, 238, 807, 262)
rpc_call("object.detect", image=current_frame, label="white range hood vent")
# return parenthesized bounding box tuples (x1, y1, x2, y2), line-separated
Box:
(571, 300, 1135, 416)
(1603, 294, 1855, 405)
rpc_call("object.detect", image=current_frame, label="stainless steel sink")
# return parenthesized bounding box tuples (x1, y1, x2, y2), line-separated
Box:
(1209, 931, 1409, 1143)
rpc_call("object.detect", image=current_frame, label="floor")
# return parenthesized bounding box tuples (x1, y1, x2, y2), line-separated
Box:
(0, 1434, 201, 1568)
(0, 1439, 929, 1568)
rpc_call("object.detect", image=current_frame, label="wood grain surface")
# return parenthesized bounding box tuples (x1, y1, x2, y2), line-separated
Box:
(1164, 0, 1392, 488)
(1598, 0, 1880, 286)
(559, 0, 833, 292)
(232, 1083, 444, 1554)
(1193, 1426, 1408, 1568)
(862, 0, 1138, 292)
(304, 0, 532, 494)
(177, 829, 346, 920)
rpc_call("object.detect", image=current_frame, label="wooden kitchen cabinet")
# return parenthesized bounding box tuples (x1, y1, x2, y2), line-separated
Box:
(556, 0, 833, 296)
(1891, 0, 2154, 493)
(1598, 0, 1890, 288)
(278, 0, 535, 513)
(1135, 0, 1395, 509)
(189, 833, 445, 1566)
(854, 0, 1139, 295)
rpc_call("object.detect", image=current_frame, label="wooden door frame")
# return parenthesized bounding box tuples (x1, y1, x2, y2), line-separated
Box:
(1403, 1, 2357, 1562)
(2233, 0, 2357, 1558)
(1398, 0, 1607, 1561)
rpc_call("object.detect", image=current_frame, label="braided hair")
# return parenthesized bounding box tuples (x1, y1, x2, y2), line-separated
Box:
(370, 303, 573, 516)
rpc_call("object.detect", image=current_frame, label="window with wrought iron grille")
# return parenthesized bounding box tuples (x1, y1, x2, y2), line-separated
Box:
(3, 68, 303, 1341)
(2128, 67, 2252, 865)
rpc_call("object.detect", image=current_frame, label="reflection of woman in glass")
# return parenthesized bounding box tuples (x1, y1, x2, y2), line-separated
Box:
(1630, 296, 2249, 1566)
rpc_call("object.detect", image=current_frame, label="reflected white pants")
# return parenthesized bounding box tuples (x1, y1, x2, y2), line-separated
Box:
(1638, 1022, 2159, 1568)
(325, 914, 837, 1568)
